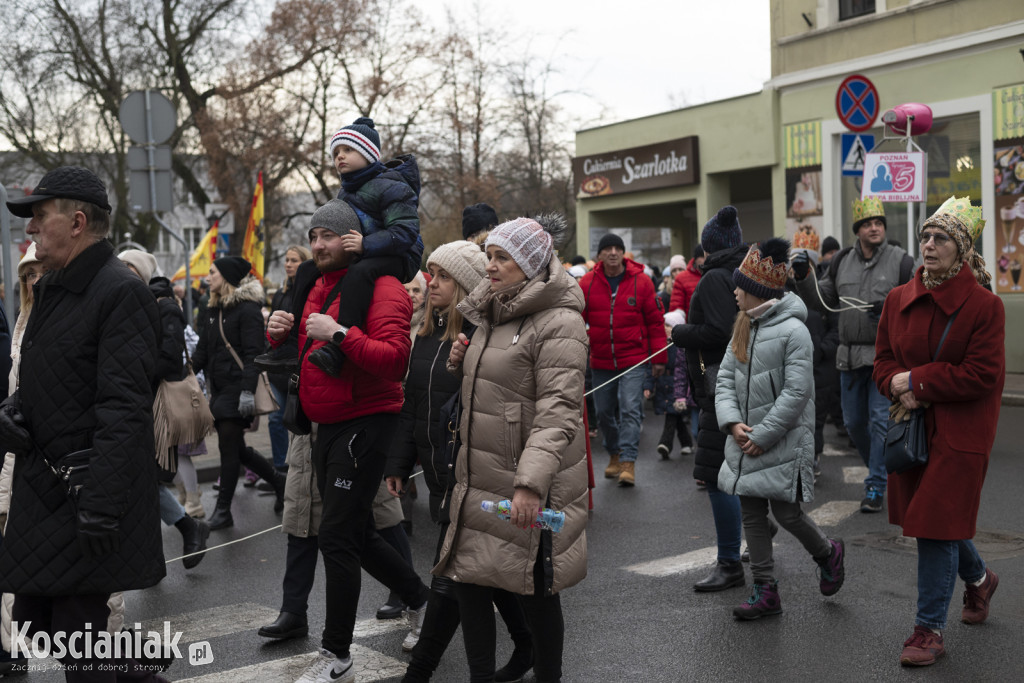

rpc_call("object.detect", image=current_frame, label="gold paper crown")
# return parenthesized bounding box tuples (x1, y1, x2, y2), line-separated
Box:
(852, 197, 885, 224)
(738, 244, 789, 293)
(792, 225, 820, 252)
(928, 196, 986, 242)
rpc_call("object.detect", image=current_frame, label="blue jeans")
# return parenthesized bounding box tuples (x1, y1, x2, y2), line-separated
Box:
(689, 407, 700, 441)
(268, 383, 289, 470)
(840, 366, 888, 493)
(158, 484, 186, 526)
(916, 538, 986, 630)
(591, 365, 647, 463)
(706, 481, 742, 563)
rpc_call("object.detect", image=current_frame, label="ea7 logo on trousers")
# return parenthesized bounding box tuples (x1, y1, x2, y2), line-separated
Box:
(334, 478, 352, 489)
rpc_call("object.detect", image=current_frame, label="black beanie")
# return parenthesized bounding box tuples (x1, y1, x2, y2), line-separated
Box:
(821, 236, 841, 254)
(597, 232, 625, 255)
(462, 203, 499, 240)
(214, 256, 251, 287)
(701, 206, 743, 254)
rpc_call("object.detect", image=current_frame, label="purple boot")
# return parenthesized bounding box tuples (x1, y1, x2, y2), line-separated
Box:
(816, 538, 846, 596)
(733, 581, 782, 620)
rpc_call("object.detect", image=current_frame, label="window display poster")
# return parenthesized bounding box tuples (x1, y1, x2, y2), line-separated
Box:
(994, 139, 1024, 294)
(785, 166, 823, 253)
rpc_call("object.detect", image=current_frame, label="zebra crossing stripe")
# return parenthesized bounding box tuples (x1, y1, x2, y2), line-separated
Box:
(176, 644, 406, 683)
(807, 500, 862, 527)
(625, 546, 718, 577)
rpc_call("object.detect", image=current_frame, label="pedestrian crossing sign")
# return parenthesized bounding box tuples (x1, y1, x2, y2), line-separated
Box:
(841, 134, 874, 177)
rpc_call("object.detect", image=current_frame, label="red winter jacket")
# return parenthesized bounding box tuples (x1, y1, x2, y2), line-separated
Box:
(270, 267, 412, 423)
(579, 259, 667, 370)
(668, 258, 702, 315)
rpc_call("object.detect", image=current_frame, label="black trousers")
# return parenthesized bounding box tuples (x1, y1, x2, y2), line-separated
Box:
(12, 594, 161, 682)
(453, 549, 563, 683)
(215, 418, 279, 507)
(403, 523, 531, 682)
(281, 533, 320, 615)
(314, 414, 428, 658)
(335, 256, 408, 329)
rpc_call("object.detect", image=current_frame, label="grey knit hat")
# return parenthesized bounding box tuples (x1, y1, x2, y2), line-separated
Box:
(308, 199, 362, 239)
(428, 240, 487, 293)
(118, 249, 158, 283)
(486, 217, 553, 279)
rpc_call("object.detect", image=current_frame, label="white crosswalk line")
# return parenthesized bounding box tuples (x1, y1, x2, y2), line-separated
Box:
(843, 466, 868, 484)
(139, 603, 279, 644)
(807, 500, 861, 527)
(625, 546, 718, 577)
(176, 644, 406, 683)
(353, 615, 414, 638)
(822, 444, 856, 457)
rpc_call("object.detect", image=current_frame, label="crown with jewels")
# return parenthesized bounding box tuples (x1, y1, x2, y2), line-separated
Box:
(792, 225, 820, 252)
(852, 197, 885, 224)
(737, 244, 789, 293)
(927, 196, 985, 242)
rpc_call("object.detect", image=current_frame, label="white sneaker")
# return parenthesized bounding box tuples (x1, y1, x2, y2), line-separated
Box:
(295, 649, 354, 683)
(402, 602, 428, 652)
(680, 446, 693, 455)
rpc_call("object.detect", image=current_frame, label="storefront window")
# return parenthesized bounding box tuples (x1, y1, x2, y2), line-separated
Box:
(840, 112, 982, 259)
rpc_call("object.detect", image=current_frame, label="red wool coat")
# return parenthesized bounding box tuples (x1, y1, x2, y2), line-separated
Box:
(873, 265, 1004, 540)
(579, 258, 667, 370)
(668, 258, 702, 315)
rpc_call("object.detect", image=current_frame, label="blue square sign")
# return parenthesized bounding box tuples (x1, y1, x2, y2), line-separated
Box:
(841, 134, 874, 177)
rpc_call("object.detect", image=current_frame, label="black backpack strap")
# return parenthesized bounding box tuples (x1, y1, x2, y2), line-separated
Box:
(898, 253, 916, 285)
(827, 246, 853, 282)
(297, 277, 347, 365)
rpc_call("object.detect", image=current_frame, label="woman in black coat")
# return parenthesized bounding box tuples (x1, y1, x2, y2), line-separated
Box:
(192, 256, 283, 530)
(385, 241, 533, 683)
(670, 207, 748, 593)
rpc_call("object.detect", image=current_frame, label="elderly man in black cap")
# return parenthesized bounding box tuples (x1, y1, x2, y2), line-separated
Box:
(0, 167, 166, 681)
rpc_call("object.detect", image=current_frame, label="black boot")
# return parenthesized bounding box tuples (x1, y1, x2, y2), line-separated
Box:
(175, 516, 210, 569)
(207, 502, 233, 530)
(377, 591, 405, 620)
(257, 611, 308, 640)
(693, 561, 745, 592)
(495, 638, 534, 682)
(656, 417, 675, 460)
(308, 344, 345, 377)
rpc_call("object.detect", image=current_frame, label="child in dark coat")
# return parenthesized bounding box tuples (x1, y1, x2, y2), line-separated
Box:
(644, 310, 694, 459)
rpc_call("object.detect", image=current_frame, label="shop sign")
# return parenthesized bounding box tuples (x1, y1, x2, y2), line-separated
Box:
(572, 136, 699, 199)
(993, 84, 1024, 142)
(861, 151, 926, 202)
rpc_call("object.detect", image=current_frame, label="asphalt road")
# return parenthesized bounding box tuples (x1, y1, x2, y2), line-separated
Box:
(21, 406, 1024, 682)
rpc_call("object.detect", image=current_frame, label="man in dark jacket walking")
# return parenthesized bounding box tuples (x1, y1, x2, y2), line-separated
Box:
(579, 232, 667, 487)
(0, 167, 165, 681)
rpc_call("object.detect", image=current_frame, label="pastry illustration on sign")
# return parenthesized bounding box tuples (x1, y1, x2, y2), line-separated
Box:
(580, 174, 613, 197)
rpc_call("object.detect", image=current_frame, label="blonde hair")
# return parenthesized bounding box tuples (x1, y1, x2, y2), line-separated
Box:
(418, 281, 469, 343)
(282, 246, 312, 292)
(730, 311, 752, 364)
(208, 280, 237, 308)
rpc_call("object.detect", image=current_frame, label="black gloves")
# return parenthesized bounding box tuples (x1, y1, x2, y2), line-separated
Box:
(868, 300, 885, 321)
(0, 395, 31, 457)
(77, 509, 121, 559)
(791, 251, 810, 280)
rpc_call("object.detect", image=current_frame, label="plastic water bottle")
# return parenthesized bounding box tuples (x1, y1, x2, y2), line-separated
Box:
(481, 500, 565, 533)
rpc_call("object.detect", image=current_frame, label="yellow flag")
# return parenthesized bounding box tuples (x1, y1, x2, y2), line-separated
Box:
(172, 223, 218, 285)
(242, 172, 265, 281)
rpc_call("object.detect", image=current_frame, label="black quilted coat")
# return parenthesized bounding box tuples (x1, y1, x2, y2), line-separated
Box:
(0, 240, 165, 595)
(671, 243, 748, 484)
(192, 277, 265, 420)
(385, 316, 473, 523)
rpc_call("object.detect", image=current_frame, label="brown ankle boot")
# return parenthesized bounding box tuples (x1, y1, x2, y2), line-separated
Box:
(618, 460, 635, 486)
(604, 453, 621, 479)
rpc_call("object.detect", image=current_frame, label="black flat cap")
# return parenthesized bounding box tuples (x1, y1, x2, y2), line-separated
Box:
(6, 166, 112, 218)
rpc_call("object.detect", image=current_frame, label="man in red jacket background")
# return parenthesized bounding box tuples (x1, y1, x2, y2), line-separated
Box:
(579, 233, 667, 487)
(267, 199, 428, 683)
(668, 244, 705, 316)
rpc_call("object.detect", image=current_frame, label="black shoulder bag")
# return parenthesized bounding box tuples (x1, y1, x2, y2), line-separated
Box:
(283, 277, 346, 435)
(884, 305, 962, 475)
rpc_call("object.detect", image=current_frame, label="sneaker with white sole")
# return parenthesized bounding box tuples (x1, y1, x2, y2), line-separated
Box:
(294, 649, 353, 683)
(402, 602, 428, 652)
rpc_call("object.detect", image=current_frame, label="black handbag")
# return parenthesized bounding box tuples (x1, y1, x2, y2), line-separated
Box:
(698, 350, 720, 396)
(282, 277, 347, 435)
(883, 305, 961, 475)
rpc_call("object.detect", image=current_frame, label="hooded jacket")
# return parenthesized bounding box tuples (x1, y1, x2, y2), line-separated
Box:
(671, 243, 748, 482)
(434, 255, 589, 596)
(192, 276, 266, 420)
(0, 240, 164, 595)
(578, 258, 667, 370)
(873, 265, 1004, 539)
(715, 294, 816, 503)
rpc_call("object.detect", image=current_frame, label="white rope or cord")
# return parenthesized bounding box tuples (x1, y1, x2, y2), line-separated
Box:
(807, 269, 873, 314)
(165, 523, 282, 564)
(585, 342, 674, 397)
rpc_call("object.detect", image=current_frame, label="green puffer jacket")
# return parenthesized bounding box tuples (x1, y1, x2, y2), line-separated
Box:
(715, 293, 815, 503)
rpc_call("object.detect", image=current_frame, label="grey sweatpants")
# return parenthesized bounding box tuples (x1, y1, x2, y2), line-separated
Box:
(740, 495, 831, 584)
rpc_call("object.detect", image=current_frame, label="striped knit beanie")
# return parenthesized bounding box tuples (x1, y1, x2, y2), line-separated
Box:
(329, 117, 381, 164)
(486, 217, 553, 279)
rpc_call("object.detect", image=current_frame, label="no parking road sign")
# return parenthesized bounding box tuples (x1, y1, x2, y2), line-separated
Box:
(836, 75, 879, 133)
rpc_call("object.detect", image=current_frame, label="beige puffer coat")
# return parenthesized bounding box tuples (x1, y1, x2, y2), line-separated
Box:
(434, 254, 589, 596)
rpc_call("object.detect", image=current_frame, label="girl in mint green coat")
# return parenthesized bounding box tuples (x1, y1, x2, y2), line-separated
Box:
(715, 239, 846, 620)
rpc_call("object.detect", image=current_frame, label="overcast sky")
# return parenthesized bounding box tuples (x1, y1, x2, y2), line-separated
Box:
(423, 0, 773, 127)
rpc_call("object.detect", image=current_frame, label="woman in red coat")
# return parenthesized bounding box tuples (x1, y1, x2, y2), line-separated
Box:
(873, 197, 1004, 668)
